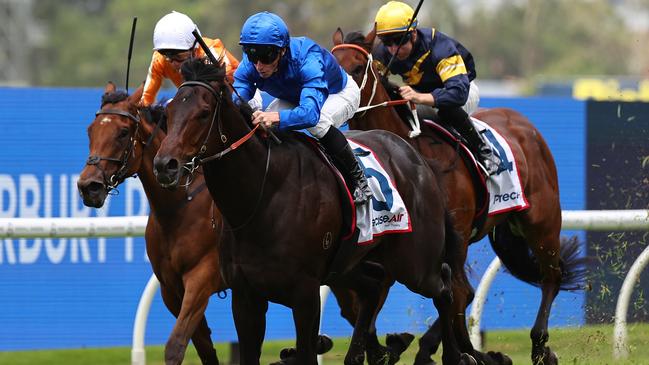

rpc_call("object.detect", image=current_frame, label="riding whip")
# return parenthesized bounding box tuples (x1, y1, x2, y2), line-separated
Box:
(125, 17, 137, 93)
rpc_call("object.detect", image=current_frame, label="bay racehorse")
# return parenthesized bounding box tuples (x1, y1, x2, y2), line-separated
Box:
(332, 28, 587, 365)
(77, 83, 340, 364)
(77, 83, 226, 365)
(153, 59, 474, 365)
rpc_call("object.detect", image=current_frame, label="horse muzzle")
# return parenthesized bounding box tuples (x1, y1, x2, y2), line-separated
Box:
(77, 178, 108, 208)
(153, 155, 182, 189)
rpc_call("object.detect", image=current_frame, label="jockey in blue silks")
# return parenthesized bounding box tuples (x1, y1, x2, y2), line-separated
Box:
(233, 11, 372, 204)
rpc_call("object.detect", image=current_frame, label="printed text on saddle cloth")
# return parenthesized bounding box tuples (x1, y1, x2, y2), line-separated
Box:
(472, 118, 529, 215)
(348, 140, 411, 244)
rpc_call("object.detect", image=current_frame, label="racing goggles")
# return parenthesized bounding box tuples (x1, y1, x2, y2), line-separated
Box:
(379, 33, 411, 47)
(243, 45, 281, 64)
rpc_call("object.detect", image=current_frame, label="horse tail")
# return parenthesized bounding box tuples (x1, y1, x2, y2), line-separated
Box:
(488, 223, 589, 291)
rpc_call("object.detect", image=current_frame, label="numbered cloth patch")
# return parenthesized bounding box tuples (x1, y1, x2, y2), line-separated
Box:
(348, 139, 412, 244)
(472, 118, 529, 215)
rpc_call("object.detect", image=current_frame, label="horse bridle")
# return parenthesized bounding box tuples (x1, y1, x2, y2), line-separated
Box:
(86, 108, 141, 191)
(178, 81, 261, 174)
(331, 44, 379, 117)
(176, 80, 269, 231)
(331, 43, 421, 137)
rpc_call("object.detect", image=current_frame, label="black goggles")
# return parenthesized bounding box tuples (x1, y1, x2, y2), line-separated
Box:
(379, 33, 411, 47)
(243, 45, 281, 64)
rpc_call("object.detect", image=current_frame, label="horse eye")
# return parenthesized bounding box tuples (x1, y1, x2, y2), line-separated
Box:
(118, 127, 130, 138)
(352, 65, 364, 76)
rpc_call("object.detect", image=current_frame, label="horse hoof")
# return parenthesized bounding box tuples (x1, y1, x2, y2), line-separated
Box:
(486, 351, 513, 365)
(532, 346, 558, 365)
(317, 334, 334, 354)
(278, 347, 296, 360)
(459, 353, 477, 365)
(385, 332, 415, 355)
(413, 353, 437, 365)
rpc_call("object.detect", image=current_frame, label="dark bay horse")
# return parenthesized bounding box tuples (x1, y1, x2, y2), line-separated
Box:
(153, 59, 474, 365)
(77, 83, 226, 365)
(332, 29, 587, 365)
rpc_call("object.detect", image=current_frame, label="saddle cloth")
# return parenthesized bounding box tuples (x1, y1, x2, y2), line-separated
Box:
(471, 118, 529, 215)
(348, 139, 412, 244)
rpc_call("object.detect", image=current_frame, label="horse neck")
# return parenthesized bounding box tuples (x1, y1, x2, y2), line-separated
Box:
(201, 105, 270, 227)
(351, 77, 411, 139)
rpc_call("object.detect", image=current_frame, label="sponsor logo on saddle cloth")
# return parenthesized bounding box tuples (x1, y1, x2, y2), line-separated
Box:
(348, 139, 412, 244)
(471, 118, 529, 215)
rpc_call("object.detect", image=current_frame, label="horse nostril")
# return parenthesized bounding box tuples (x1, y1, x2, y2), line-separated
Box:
(78, 180, 104, 196)
(166, 158, 179, 172)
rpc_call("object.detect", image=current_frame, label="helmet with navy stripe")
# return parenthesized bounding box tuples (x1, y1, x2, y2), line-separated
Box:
(239, 12, 290, 48)
(375, 1, 418, 35)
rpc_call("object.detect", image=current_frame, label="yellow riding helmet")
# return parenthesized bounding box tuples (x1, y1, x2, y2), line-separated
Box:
(375, 1, 418, 35)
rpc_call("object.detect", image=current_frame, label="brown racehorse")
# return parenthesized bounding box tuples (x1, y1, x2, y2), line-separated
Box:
(153, 59, 474, 365)
(77, 83, 226, 365)
(332, 29, 587, 365)
(77, 83, 335, 365)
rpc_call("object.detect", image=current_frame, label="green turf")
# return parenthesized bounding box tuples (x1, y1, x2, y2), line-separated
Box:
(1, 323, 648, 364)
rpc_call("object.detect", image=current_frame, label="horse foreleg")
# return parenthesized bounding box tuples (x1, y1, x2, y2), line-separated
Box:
(277, 281, 321, 365)
(165, 272, 217, 365)
(232, 288, 268, 365)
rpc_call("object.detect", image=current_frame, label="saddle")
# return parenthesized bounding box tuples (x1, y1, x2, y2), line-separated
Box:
(382, 84, 490, 239)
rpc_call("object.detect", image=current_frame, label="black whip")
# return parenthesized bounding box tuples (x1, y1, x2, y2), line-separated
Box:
(125, 17, 137, 93)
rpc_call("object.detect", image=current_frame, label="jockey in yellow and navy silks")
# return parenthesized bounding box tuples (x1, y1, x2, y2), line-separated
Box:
(233, 12, 371, 203)
(373, 1, 496, 172)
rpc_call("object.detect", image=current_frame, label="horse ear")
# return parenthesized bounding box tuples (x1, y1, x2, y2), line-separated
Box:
(332, 27, 344, 46)
(128, 83, 144, 105)
(365, 24, 377, 45)
(104, 82, 116, 94)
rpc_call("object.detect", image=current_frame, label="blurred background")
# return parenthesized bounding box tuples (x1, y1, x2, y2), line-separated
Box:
(0, 0, 648, 361)
(0, 0, 648, 98)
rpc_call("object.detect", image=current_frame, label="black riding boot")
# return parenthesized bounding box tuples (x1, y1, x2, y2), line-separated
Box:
(320, 127, 372, 204)
(439, 107, 496, 173)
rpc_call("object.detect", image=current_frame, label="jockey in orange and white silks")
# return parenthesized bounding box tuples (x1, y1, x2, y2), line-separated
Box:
(232, 11, 372, 204)
(140, 11, 241, 107)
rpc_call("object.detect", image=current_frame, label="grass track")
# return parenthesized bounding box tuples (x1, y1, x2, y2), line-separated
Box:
(1, 323, 648, 364)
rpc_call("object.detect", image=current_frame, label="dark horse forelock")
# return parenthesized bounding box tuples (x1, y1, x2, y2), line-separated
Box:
(344, 31, 372, 49)
(101, 91, 129, 107)
(181, 58, 226, 83)
(180, 58, 255, 124)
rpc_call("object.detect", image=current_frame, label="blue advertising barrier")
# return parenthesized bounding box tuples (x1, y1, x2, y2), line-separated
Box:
(0, 88, 585, 350)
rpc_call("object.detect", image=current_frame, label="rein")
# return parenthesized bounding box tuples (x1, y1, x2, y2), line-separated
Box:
(86, 108, 142, 190)
(331, 43, 421, 138)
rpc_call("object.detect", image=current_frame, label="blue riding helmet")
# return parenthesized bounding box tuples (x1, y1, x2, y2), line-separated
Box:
(239, 12, 290, 48)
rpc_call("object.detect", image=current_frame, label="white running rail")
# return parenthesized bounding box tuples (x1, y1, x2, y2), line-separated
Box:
(467, 209, 649, 358)
(2, 209, 648, 363)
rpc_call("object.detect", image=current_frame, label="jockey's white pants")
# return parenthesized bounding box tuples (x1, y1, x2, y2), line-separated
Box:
(265, 74, 360, 139)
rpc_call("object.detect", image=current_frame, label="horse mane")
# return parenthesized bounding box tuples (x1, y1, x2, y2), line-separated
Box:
(141, 103, 168, 133)
(101, 90, 128, 107)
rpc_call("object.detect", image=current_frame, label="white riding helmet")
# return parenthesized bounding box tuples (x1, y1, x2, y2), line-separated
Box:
(153, 11, 200, 51)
